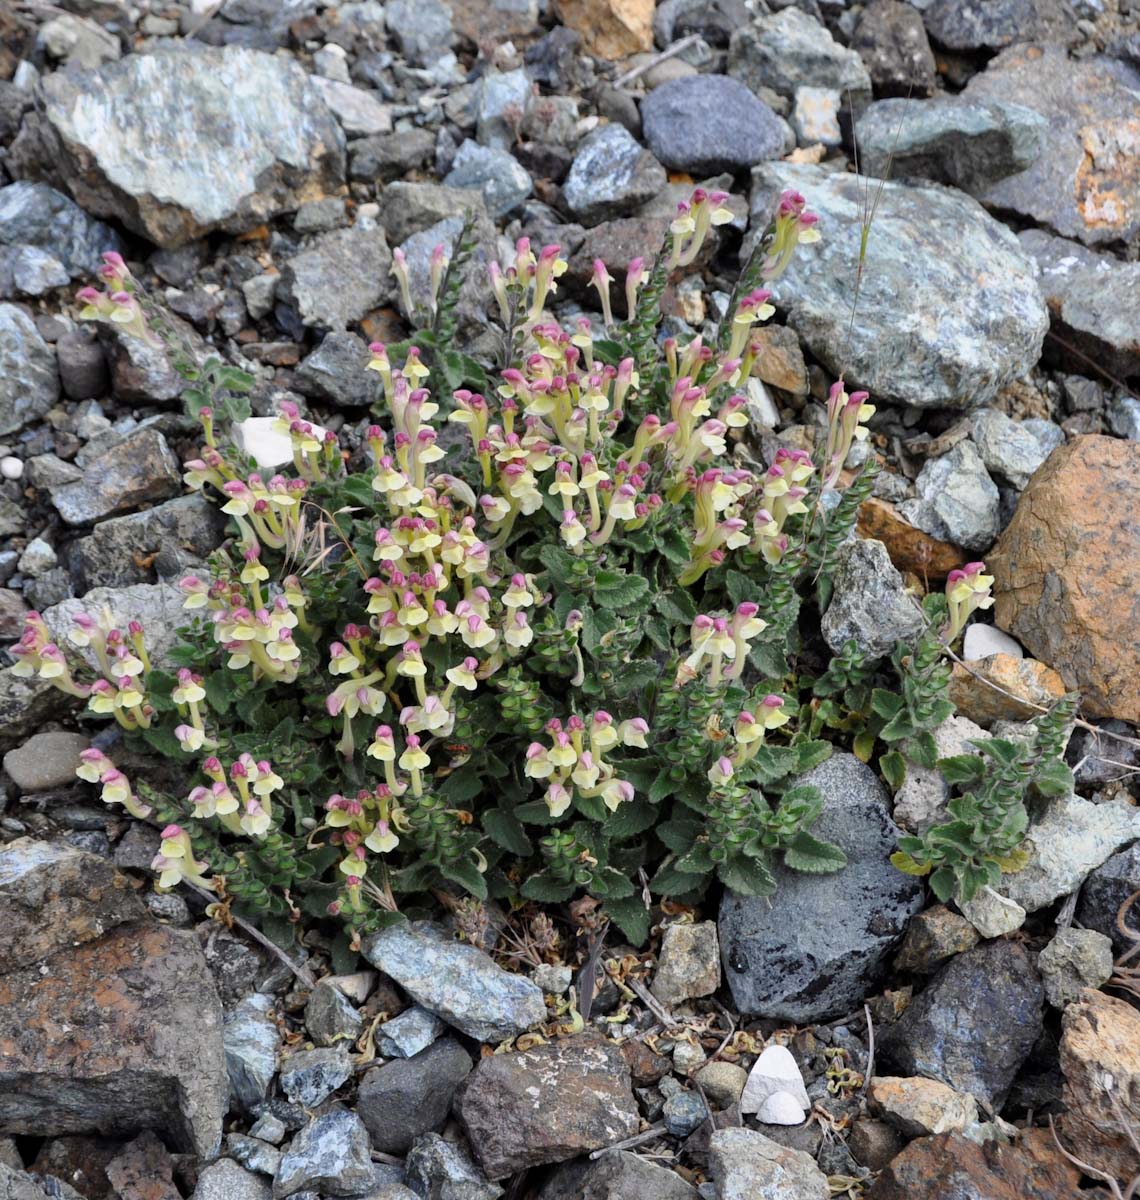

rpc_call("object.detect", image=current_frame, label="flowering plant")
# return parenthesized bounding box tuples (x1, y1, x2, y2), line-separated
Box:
(43, 187, 1047, 947)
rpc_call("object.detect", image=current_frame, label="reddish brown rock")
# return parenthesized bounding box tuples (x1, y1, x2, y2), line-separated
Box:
(989, 436, 1140, 721)
(867, 1130, 1081, 1199)
(0, 921, 226, 1156)
(0, 839, 146, 976)
(750, 325, 809, 396)
(947, 654, 1067, 726)
(104, 1132, 181, 1200)
(857, 497, 968, 580)
(1058, 988, 1140, 1181)
(552, 0, 653, 59)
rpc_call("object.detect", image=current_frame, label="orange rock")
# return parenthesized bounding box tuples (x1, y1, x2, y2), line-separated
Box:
(553, 0, 653, 58)
(947, 654, 1066, 726)
(988, 435, 1140, 721)
(857, 497, 968, 581)
(750, 326, 809, 395)
(1059, 989, 1140, 1181)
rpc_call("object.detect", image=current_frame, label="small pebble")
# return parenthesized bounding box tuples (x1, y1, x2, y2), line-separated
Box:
(663, 1091, 707, 1137)
(0, 457, 23, 480)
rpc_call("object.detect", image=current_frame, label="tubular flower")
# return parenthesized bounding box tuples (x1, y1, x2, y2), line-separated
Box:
(524, 713, 645, 817)
(821, 380, 875, 491)
(942, 561, 995, 644)
(761, 189, 821, 283)
(152, 825, 214, 891)
(75, 749, 153, 820)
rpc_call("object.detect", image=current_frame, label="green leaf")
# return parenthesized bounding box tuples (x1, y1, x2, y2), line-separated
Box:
(141, 724, 184, 759)
(1032, 758, 1075, 798)
(604, 799, 659, 839)
(657, 527, 692, 566)
(203, 672, 232, 716)
(441, 767, 484, 807)
(725, 569, 755, 608)
(890, 849, 932, 877)
(591, 338, 625, 366)
(439, 857, 489, 900)
(674, 842, 714, 874)
(656, 817, 703, 853)
(910, 731, 938, 770)
(783, 830, 847, 874)
(655, 589, 697, 625)
(871, 689, 904, 720)
(591, 867, 636, 899)
(937, 754, 987, 786)
(718, 852, 777, 897)
(929, 865, 957, 902)
(593, 570, 650, 609)
(603, 895, 651, 945)
(649, 769, 677, 806)
(791, 740, 833, 775)
(482, 809, 533, 856)
(880, 749, 907, 791)
(514, 800, 559, 825)
(520, 871, 578, 902)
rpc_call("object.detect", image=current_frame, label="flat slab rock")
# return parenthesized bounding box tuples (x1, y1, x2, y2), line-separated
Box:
(748, 161, 1047, 410)
(22, 45, 345, 247)
(708, 1127, 830, 1200)
(0, 920, 226, 1156)
(362, 920, 545, 1043)
(455, 1036, 640, 1179)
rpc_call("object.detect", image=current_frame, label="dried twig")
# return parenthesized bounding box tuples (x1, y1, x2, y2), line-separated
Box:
(589, 1123, 667, 1159)
(624, 973, 677, 1028)
(861, 1002, 875, 1096)
(613, 35, 701, 89)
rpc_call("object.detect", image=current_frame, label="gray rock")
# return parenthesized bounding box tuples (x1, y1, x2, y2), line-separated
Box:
(641, 75, 784, 174)
(72, 494, 225, 591)
(923, 0, 1072, 50)
(652, 921, 721, 1005)
(242, 274, 279, 320)
(50, 427, 181, 525)
(44, 581, 187, 667)
(1000, 795, 1140, 913)
(0, 671, 58, 753)
(378, 182, 488, 245)
(38, 13, 120, 67)
(476, 69, 531, 151)
(0, 304, 59, 436)
(274, 1110, 373, 1198)
(850, 0, 938, 95)
(249, 1112, 288, 1145)
(0, 1163, 85, 1200)
(707, 1127, 830, 1200)
(791, 87, 842, 149)
(1110, 396, 1140, 442)
(898, 442, 1000, 552)
(821, 537, 925, 661)
(194, 1160, 272, 1200)
(294, 332, 374, 407)
(720, 753, 923, 1022)
(349, 128, 437, 184)
(392, 214, 496, 334)
(228, 1133, 283, 1177)
(957, 886, 1027, 939)
(1067, 719, 1139, 787)
(3, 731, 89, 792)
(455, 1037, 640, 1179)
(562, 125, 667, 226)
(1077, 843, 1140, 954)
(532, 964, 572, 995)
(0, 182, 124, 278)
(280, 1046, 352, 1108)
(376, 1005, 446, 1059)
(748, 163, 1047, 410)
(963, 44, 1140, 247)
(23, 47, 344, 248)
(443, 141, 532, 219)
(970, 409, 1047, 490)
(279, 225, 392, 331)
(663, 1091, 707, 1138)
(362, 921, 545, 1043)
(878, 941, 1044, 1109)
(17, 538, 57, 578)
(404, 1134, 502, 1200)
(1021, 417, 1065, 458)
(892, 714, 989, 833)
(538, 1150, 698, 1199)
(1018, 229, 1140, 381)
(1037, 928, 1114, 1008)
(56, 328, 108, 401)
(385, 0, 454, 66)
(358, 1038, 473, 1154)
(224, 993, 281, 1112)
(854, 98, 1045, 193)
(304, 980, 362, 1047)
(0, 245, 70, 297)
(729, 8, 871, 99)
(311, 78, 392, 138)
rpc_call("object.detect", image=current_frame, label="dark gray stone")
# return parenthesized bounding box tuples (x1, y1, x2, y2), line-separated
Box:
(404, 1134, 502, 1200)
(357, 1038, 473, 1154)
(539, 1150, 698, 1199)
(0, 304, 59, 437)
(273, 1110, 373, 1198)
(641, 75, 783, 174)
(20, 47, 345, 248)
(0, 245, 70, 298)
(224, 993, 280, 1112)
(294, 332, 374, 407)
(854, 98, 1046, 194)
(194, 1160, 272, 1200)
(851, 0, 938, 96)
(964, 44, 1140, 247)
(385, 0, 454, 66)
(970, 409, 1047, 490)
(747, 162, 1048, 410)
(898, 442, 1001, 552)
(304, 980, 362, 1048)
(455, 1037, 639, 1179)
(362, 921, 545, 1043)
(663, 1091, 707, 1138)
(0, 181, 124, 277)
(392, 213, 496, 336)
(923, 0, 1074, 50)
(729, 8, 871, 99)
(562, 125, 667, 226)
(72, 495, 224, 591)
(378, 182, 487, 246)
(227, 1133, 282, 1177)
(878, 941, 1044, 1109)
(1077, 843, 1140, 954)
(654, 0, 749, 47)
(56, 328, 108, 402)
(443, 141, 532, 219)
(50, 427, 181, 526)
(280, 1046, 351, 1108)
(719, 753, 923, 1022)
(476, 68, 531, 151)
(349, 129, 436, 183)
(279, 224, 392, 331)
(821, 537, 925, 661)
